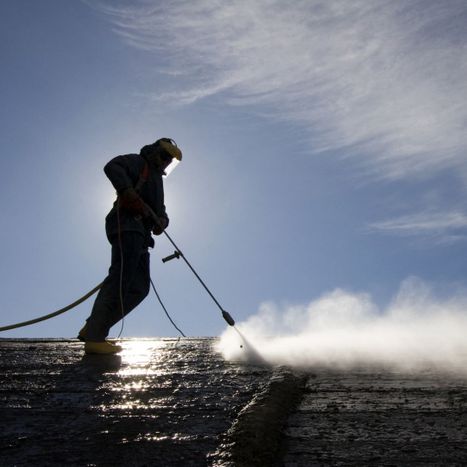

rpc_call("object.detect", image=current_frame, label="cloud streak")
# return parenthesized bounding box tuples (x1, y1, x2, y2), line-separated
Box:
(95, 0, 467, 180)
(369, 210, 467, 243)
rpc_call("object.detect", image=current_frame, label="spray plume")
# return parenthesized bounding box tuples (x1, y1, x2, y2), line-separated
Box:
(217, 277, 467, 374)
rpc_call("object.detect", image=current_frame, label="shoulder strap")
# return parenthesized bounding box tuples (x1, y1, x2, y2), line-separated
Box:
(135, 162, 150, 193)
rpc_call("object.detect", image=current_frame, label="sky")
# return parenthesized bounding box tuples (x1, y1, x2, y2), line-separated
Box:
(1, 0, 466, 340)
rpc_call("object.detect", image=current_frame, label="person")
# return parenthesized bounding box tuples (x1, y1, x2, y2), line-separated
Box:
(78, 138, 182, 354)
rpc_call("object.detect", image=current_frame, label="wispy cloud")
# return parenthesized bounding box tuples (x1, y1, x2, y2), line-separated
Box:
(369, 210, 467, 243)
(94, 0, 467, 180)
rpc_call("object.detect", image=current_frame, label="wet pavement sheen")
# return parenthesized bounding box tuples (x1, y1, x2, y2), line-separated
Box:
(283, 367, 467, 466)
(0, 338, 272, 466)
(2, 339, 467, 466)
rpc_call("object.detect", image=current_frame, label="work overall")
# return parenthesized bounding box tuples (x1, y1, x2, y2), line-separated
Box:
(85, 153, 168, 342)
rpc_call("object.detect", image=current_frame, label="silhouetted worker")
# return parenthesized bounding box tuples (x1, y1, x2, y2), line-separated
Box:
(78, 138, 182, 354)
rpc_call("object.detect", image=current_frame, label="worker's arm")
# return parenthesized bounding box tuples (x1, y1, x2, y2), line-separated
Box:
(104, 155, 147, 215)
(104, 154, 140, 193)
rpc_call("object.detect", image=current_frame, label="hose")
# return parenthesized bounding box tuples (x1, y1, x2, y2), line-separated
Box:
(150, 278, 186, 337)
(116, 198, 126, 339)
(0, 204, 234, 333)
(0, 283, 103, 332)
(144, 204, 236, 327)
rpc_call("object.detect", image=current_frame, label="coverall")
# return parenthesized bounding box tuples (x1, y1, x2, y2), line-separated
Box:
(85, 153, 168, 341)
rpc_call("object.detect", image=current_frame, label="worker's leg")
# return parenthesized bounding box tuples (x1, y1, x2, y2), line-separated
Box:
(106, 249, 150, 330)
(85, 231, 146, 341)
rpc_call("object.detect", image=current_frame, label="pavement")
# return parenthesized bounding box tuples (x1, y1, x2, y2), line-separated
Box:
(1, 338, 467, 466)
(283, 367, 467, 466)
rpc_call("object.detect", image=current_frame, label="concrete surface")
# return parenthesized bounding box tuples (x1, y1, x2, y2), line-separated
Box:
(283, 367, 467, 466)
(1, 339, 467, 466)
(0, 338, 273, 466)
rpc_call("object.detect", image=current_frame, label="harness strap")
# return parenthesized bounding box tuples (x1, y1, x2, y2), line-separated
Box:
(135, 161, 150, 193)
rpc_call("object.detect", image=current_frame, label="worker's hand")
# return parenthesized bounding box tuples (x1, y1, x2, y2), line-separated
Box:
(120, 187, 139, 202)
(119, 187, 147, 216)
(152, 216, 168, 235)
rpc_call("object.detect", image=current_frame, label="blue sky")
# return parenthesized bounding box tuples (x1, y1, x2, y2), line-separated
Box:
(1, 0, 466, 338)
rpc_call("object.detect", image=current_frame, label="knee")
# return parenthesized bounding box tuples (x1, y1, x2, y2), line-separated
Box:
(142, 279, 151, 299)
(144, 284, 150, 299)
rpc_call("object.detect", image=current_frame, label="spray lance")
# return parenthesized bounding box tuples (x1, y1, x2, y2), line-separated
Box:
(144, 204, 236, 328)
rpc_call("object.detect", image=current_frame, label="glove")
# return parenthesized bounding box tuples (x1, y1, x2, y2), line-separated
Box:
(152, 216, 168, 236)
(118, 187, 147, 216)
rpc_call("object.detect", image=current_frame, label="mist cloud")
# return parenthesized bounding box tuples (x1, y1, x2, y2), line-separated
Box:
(217, 277, 467, 373)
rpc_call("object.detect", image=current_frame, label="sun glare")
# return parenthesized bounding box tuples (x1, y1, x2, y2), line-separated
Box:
(119, 339, 165, 369)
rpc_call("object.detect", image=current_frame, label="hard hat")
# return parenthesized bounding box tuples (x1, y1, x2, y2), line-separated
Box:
(157, 138, 182, 176)
(140, 138, 182, 176)
(157, 138, 182, 161)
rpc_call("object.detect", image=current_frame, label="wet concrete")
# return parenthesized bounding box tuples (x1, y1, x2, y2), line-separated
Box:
(0, 338, 273, 466)
(214, 370, 307, 466)
(2, 340, 467, 466)
(283, 367, 467, 466)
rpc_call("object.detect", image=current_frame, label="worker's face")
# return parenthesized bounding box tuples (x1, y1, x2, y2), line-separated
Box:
(149, 147, 173, 171)
(157, 147, 181, 176)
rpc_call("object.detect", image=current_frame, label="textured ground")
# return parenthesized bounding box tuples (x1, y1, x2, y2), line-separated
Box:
(1, 339, 467, 466)
(0, 338, 273, 466)
(283, 367, 467, 466)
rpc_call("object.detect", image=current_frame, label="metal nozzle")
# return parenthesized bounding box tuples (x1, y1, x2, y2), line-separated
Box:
(222, 310, 235, 326)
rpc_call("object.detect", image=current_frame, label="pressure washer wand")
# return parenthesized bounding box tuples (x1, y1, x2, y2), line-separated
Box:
(146, 205, 236, 327)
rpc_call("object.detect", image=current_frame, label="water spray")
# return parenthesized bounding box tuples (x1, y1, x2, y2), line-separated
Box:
(160, 234, 263, 357)
(147, 204, 268, 361)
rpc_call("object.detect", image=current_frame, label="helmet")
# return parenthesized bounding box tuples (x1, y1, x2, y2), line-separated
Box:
(140, 137, 182, 176)
(157, 138, 182, 176)
(157, 138, 182, 161)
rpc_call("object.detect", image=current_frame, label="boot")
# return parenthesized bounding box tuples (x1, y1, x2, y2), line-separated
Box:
(77, 324, 87, 342)
(84, 341, 123, 355)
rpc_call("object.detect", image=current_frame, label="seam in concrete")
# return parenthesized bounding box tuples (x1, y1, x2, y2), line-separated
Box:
(212, 367, 308, 466)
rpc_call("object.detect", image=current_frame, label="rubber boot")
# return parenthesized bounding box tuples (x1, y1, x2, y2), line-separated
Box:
(84, 341, 123, 355)
(77, 324, 87, 342)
